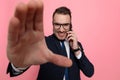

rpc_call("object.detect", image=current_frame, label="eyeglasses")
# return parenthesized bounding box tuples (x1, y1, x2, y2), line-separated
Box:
(53, 23, 71, 30)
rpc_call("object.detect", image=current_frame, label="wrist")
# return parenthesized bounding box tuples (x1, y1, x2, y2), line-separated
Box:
(72, 47, 81, 53)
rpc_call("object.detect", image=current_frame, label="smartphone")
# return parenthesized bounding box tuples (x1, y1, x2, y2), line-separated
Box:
(66, 23, 73, 43)
(70, 24, 72, 31)
(68, 24, 73, 45)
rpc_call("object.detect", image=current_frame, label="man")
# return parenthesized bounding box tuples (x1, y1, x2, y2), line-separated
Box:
(7, 0, 94, 80)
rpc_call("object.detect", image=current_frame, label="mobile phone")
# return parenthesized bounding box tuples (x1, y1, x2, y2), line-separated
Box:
(70, 24, 72, 31)
(66, 24, 73, 43)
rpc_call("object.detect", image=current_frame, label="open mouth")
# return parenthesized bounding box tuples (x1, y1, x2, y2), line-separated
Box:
(58, 32, 65, 37)
(58, 32, 66, 37)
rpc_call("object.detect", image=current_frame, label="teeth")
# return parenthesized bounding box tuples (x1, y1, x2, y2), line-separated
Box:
(58, 33, 64, 37)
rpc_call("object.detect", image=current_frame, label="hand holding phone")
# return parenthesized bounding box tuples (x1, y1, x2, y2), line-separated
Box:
(66, 31, 79, 50)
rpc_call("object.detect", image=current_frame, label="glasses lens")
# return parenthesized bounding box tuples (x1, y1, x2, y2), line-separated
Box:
(53, 23, 70, 30)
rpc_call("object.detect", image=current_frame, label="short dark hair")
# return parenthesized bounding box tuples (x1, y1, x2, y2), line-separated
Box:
(52, 6, 72, 19)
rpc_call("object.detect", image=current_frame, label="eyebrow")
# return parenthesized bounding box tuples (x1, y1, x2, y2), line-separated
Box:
(53, 22, 70, 24)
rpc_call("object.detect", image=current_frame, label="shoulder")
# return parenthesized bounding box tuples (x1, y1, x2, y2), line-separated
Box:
(45, 34, 55, 42)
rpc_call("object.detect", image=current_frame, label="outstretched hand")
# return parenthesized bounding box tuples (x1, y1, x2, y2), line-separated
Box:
(7, 0, 72, 68)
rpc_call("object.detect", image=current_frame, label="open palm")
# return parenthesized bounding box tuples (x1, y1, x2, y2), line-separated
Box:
(7, 0, 72, 68)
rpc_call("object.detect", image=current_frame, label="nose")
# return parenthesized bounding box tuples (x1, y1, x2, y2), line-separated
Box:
(59, 25, 65, 32)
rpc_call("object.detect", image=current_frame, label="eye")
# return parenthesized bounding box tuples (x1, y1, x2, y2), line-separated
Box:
(54, 23, 60, 26)
(63, 23, 70, 26)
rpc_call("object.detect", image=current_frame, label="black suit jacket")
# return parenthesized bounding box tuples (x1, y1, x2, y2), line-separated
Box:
(7, 34, 94, 80)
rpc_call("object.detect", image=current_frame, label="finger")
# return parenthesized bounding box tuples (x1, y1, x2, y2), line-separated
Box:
(34, 0, 44, 31)
(48, 53, 72, 67)
(66, 33, 72, 38)
(67, 31, 73, 34)
(67, 37, 74, 42)
(26, 0, 37, 30)
(8, 17, 20, 46)
(15, 2, 28, 34)
(66, 34, 73, 40)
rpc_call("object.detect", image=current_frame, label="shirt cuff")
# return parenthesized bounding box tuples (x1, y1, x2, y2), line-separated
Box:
(11, 63, 28, 73)
(76, 51, 82, 59)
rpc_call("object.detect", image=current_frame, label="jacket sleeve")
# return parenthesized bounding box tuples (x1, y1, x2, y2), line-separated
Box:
(6, 62, 29, 77)
(76, 42, 94, 77)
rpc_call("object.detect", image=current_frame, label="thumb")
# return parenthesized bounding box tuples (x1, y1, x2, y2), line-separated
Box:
(48, 52, 72, 67)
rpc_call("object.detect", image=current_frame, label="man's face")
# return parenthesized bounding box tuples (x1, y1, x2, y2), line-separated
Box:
(53, 13, 71, 40)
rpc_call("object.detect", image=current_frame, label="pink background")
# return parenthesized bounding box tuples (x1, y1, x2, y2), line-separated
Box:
(0, 0, 120, 80)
